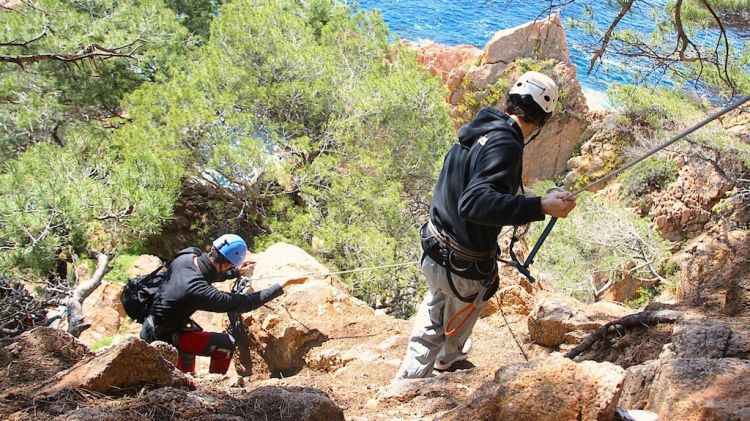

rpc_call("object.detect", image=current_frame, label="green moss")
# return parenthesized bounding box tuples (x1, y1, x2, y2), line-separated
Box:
(91, 336, 113, 351)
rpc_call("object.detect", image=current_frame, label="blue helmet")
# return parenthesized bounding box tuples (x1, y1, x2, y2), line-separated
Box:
(212, 234, 247, 268)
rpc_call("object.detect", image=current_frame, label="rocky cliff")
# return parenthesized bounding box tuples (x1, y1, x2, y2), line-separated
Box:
(410, 14, 590, 182)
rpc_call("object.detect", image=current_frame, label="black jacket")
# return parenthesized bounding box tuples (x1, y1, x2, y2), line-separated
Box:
(148, 247, 283, 340)
(430, 107, 545, 253)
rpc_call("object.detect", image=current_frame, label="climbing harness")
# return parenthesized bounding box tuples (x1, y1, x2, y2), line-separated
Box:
(504, 95, 750, 283)
(421, 221, 498, 303)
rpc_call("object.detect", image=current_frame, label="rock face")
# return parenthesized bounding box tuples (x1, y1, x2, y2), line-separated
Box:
(482, 13, 571, 66)
(412, 14, 589, 182)
(241, 243, 409, 378)
(606, 315, 750, 420)
(79, 281, 126, 346)
(649, 161, 733, 242)
(39, 337, 193, 395)
(409, 40, 482, 85)
(527, 297, 631, 347)
(675, 228, 750, 316)
(440, 354, 625, 421)
(618, 361, 659, 410)
(648, 358, 750, 421)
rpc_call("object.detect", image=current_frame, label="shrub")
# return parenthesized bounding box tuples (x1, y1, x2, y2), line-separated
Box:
(526, 181, 671, 303)
(620, 157, 680, 200)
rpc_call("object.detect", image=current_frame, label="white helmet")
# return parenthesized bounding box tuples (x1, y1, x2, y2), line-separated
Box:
(508, 71, 559, 114)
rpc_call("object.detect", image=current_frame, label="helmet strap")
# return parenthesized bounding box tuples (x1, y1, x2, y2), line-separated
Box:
(524, 123, 544, 146)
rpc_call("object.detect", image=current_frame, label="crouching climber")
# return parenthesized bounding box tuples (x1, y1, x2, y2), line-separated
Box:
(140, 234, 307, 374)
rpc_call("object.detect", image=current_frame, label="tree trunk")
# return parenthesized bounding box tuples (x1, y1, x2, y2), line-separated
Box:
(66, 251, 111, 337)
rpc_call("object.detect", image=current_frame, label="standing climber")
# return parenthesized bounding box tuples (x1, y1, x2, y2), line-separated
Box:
(396, 71, 577, 379)
(140, 234, 307, 375)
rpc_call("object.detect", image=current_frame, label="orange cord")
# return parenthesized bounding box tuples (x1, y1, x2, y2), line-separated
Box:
(445, 269, 497, 337)
(445, 301, 477, 336)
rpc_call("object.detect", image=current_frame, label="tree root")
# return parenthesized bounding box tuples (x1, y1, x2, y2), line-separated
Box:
(564, 310, 682, 360)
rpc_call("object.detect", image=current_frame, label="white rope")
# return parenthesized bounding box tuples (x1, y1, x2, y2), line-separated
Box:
(248, 260, 420, 281)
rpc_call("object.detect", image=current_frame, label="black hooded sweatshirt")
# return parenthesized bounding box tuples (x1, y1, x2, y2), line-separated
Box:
(430, 107, 546, 254)
(148, 248, 283, 340)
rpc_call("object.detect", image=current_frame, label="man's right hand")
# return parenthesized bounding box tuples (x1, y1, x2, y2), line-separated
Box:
(541, 191, 577, 218)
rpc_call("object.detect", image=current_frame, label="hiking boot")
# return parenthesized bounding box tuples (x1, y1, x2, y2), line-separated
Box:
(434, 338, 472, 371)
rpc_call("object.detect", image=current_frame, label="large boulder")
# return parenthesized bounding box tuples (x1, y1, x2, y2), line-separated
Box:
(675, 228, 750, 316)
(647, 357, 750, 421)
(440, 354, 625, 421)
(527, 297, 630, 347)
(482, 13, 570, 66)
(413, 15, 589, 182)
(244, 386, 344, 421)
(38, 337, 193, 395)
(462, 16, 588, 182)
(242, 243, 409, 377)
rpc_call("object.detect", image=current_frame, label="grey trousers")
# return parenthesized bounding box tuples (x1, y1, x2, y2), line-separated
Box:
(396, 255, 488, 379)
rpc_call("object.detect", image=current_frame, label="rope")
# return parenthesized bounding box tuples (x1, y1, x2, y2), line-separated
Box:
(247, 260, 420, 282)
(495, 291, 529, 361)
(572, 95, 750, 196)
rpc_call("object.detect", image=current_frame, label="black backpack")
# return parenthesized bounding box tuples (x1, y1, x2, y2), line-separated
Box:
(120, 249, 200, 323)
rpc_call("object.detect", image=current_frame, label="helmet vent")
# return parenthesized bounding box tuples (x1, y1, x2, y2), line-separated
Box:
(544, 95, 550, 102)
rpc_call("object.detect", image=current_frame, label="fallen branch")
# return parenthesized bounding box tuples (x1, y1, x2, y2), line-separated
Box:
(564, 309, 682, 360)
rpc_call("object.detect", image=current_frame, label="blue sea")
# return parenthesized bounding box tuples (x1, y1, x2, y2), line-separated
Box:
(355, 0, 748, 108)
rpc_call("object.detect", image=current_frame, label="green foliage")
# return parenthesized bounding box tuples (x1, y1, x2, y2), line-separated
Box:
(624, 286, 658, 308)
(527, 181, 671, 302)
(0, 0, 191, 163)
(103, 255, 141, 284)
(117, 0, 453, 316)
(680, 0, 750, 26)
(0, 123, 182, 276)
(165, 0, 225, 39)
(570, 0, 750, 95)
(608, 84, 707, 130)
(620, 157, 680, 200)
